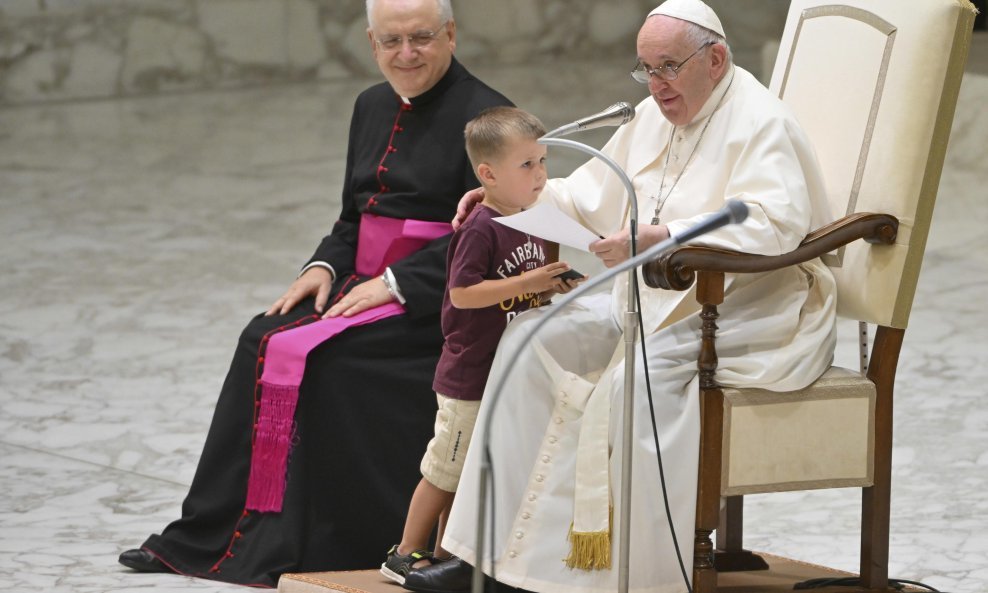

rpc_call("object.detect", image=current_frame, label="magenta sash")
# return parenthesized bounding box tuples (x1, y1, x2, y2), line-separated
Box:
(245, 213, 452, 512)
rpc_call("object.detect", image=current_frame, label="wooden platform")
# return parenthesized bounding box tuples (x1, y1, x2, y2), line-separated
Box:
(277, 553, 918, 592)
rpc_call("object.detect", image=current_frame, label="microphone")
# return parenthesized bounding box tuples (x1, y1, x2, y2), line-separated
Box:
(541, 102, 636, 138)
(669, 199, 749, 245)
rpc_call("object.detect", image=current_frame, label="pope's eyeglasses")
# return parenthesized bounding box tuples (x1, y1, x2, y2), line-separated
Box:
(631, 40, 716, 83)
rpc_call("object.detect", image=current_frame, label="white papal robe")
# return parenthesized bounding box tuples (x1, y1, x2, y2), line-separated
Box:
(442, 65, 837, 593)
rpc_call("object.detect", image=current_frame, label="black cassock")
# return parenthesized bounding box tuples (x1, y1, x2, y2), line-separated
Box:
(141, 58, 512, 587)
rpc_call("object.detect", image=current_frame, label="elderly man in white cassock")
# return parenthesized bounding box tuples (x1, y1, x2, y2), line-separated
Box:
(402, 1, 836, 592)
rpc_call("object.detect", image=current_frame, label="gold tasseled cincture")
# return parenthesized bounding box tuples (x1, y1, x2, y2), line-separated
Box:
(564, 506, 613, 570)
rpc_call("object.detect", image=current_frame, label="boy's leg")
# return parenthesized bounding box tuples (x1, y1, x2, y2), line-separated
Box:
(399, 477, 455, 565)
(433, 495, 455, 560)
(417, 394, 481, 562)
(382, 476, 450, 584)
(383, 394, 477, 583)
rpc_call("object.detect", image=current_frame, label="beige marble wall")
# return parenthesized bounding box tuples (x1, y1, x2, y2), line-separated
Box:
(0, 0, 789, 105)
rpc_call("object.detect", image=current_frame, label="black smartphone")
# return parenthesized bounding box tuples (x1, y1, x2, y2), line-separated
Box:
(555, 269, 585, 281)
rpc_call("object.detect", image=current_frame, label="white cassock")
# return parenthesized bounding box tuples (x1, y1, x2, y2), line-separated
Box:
(442, 65, 837, 593)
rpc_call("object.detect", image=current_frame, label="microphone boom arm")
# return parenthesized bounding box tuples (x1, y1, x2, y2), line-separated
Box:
(542, 102, 636, 139)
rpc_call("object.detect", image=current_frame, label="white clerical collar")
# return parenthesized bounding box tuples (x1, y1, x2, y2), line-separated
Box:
(400, 96, 411, 104)
(686, 64, 736, 128)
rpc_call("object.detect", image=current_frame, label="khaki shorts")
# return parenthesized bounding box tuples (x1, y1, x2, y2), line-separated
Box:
(420, 393, 481, 493)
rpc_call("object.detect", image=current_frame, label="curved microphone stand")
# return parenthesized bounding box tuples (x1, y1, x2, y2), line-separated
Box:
(471, 136, 640, 593)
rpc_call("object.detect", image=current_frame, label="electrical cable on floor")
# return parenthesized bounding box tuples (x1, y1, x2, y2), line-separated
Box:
(794, 576, 944, 591)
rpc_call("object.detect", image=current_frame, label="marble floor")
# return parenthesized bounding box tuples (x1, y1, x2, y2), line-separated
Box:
(1, 40, 987, 593)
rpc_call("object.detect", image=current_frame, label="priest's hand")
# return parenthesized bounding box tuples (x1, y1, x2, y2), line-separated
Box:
(325, 277, 391, 318)
(266, 266, 333, 316)
(589, 224, 670, 267)
(452, 187, 485, 230)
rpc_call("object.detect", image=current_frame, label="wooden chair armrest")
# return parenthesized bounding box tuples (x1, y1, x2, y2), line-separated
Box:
(642, 212, 899, 291)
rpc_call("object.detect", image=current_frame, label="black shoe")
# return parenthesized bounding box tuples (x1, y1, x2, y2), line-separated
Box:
(402, 556, 473, 593)
(381, 544, 433, 585)
(118, 548, 170, 573)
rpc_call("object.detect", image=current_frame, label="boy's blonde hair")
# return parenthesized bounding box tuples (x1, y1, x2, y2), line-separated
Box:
(464, 106, 547, 171)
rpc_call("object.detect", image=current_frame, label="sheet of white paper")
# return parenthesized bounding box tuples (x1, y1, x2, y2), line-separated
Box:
(493, 202, 600, 252)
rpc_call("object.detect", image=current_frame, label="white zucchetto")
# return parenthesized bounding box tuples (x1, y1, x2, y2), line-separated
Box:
(648, 0, 726, 39)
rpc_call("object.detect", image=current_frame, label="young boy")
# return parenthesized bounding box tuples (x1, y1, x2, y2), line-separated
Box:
(381, 106, 582, 584)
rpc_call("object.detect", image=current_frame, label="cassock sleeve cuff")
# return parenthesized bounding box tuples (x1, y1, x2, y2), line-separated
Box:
(299, 261, 336, 284)
(381, 267, 407, 305)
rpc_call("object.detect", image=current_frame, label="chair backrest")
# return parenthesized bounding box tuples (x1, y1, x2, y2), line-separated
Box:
(768, 0, 975, 329)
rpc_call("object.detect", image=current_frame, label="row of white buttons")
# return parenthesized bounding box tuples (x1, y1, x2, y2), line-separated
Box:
(504, 398, 568, 561)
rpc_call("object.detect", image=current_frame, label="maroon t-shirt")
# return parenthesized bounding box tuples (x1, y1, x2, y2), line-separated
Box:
(433, 204, 548, 401)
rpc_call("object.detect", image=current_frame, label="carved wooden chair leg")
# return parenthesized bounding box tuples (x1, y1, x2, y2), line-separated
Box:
(860, 326, 903, 590)
(692, 272, 724, 593)
(714, 496, 769, 572)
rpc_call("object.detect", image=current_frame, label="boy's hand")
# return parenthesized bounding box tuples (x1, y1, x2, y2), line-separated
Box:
(548, 266, 587, 297)
(522, 262, 585, 295)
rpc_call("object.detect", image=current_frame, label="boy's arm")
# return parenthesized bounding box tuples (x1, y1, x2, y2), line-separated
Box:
(450, 261, 571, 309)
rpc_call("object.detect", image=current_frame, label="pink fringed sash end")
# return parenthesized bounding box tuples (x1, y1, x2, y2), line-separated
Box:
(245, 381, 300, 512)
(240, 215, 451, 514)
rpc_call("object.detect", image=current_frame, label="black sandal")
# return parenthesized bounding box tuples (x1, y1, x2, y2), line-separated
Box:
(380, 544, 433, 585)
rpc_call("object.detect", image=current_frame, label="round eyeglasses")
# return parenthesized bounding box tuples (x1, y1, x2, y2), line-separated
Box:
(374, 22, 448, 52)
(631, 40, 716, 83)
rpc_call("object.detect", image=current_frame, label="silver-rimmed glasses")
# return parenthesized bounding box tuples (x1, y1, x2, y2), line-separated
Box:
(631, 40, 716, 83)
(374, 22, 448, 52)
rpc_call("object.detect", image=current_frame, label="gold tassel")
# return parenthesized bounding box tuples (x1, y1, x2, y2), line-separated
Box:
(564, 507, 613, 570)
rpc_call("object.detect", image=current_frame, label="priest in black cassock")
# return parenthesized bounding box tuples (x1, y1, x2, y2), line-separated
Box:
(117, 0, 512, 586)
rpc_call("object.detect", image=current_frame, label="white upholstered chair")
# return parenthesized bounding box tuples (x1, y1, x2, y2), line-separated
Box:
(643, 0, 976, 591)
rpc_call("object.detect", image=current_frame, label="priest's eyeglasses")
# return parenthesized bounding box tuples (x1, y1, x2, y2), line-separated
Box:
(631, 40, 716, 83)
(374, 23, 448, 52)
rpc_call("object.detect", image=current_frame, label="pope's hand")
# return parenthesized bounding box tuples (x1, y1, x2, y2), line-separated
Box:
(589, 224, 670, 267)
(452, 187, 485, 230)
